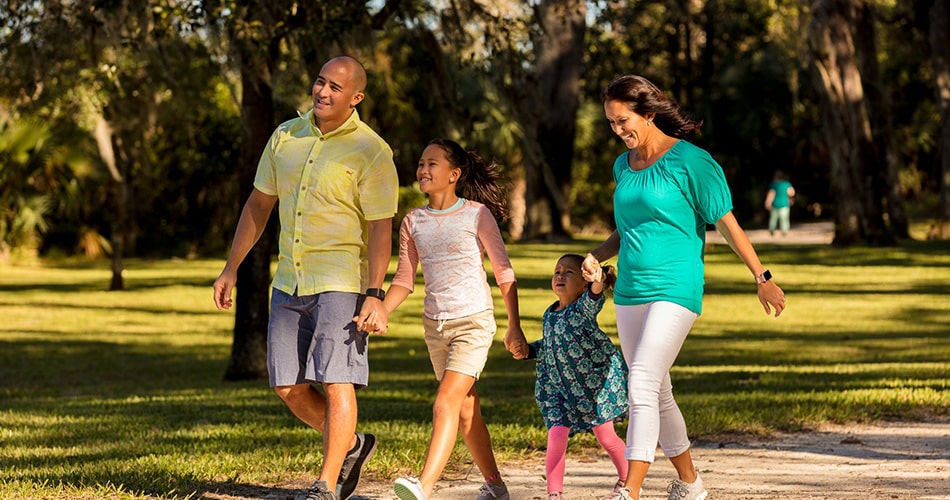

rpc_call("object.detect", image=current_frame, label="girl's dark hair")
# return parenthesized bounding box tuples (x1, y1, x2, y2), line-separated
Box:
(601, 75, 703, 138)
(428, 138, 508, 221)
(559, 253, 617, 291)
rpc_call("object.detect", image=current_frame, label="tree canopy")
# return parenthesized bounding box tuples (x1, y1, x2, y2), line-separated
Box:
(2, 0, 946, 375)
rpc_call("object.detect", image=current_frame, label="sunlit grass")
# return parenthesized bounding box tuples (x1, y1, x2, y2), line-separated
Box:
(1, 237, 949, 498)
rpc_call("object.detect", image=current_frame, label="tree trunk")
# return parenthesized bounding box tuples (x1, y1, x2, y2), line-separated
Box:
(807, 0, 893, 246)
(223, 23, 279, 382)
(509, 0, 585, 242)
(108, 132, 135, 291)
(528, 0, 587, 241)
(855, 0, 909, 238)
(931, 0, 950, 239)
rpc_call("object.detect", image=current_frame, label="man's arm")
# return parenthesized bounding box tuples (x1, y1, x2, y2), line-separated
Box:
(212, 189, 278, 310)
(354, 217, 393, 333)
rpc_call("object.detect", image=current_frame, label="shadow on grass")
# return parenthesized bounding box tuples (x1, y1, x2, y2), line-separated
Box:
(705, 239, 950, 267)
(0, 274, 215, 293)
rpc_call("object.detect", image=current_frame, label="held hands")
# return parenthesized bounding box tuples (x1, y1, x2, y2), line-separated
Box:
(354, 297, 389, 334)
(504, 326, 529, 360)
(758, 280, 786, 317)
(581, 253, 601, 283)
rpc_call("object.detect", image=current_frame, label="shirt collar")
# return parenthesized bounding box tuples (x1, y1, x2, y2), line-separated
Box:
(298, 108, 362, 138)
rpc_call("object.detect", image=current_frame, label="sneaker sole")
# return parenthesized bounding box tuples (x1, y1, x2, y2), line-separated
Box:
(338, 434, 378, 499)
(393, 481, 426, 500)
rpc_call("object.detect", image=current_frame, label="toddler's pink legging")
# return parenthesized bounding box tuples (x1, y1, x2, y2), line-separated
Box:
(545, 422, 628, 493)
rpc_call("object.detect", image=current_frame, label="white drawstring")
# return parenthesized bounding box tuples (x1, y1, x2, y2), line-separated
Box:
(436, 318, 447, 332)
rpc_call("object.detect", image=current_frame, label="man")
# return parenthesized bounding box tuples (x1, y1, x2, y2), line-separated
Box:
(213, 55, 398, 500)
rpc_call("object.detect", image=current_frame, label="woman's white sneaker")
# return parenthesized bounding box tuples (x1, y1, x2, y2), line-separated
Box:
(666, 473, 707, 500)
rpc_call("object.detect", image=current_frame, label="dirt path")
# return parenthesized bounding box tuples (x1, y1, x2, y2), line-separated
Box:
(203, 421, 949, 499)
(340, 421, 950, 500)
(705, 221, 834, 246)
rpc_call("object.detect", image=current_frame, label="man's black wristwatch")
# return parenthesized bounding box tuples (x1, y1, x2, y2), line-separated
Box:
(365, 287, 386, 300)
(754, 270, 772, 285)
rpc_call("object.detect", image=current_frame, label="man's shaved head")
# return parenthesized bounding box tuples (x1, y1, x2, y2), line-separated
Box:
(326, 55, 367, 93)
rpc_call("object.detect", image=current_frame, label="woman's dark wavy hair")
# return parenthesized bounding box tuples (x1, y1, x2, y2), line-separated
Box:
(427, 138, 508, 221)
(601, 75, 703, 139)
(558, 253, 617, 292)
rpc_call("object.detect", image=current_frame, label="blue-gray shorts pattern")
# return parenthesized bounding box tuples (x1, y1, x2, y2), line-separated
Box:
(267, 288, 369, 388)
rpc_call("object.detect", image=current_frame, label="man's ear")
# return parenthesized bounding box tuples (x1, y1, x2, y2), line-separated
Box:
(351, 91, 365, 108)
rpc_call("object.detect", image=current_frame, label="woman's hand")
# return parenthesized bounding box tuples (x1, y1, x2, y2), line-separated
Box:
(758, 281, 786, 317)
(582, 253, 601, 282)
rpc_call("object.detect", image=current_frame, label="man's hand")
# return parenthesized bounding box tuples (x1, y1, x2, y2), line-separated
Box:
(212, 270, 237, 310)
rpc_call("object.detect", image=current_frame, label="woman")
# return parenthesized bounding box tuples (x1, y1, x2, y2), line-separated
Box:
(582, 75, 786, 500)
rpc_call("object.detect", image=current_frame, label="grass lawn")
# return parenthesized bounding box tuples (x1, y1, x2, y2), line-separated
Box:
(1, 237, 948, 498)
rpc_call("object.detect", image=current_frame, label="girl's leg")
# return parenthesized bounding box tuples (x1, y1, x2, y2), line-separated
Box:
(592, 421, 627, 482)
(458, 384, 504, 486)
(616, 302, 697, 499)
(545, 426, 570, 493)
(417, 370, 477, 495)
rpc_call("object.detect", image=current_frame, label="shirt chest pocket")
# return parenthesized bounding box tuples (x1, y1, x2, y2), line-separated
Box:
(308, 161, 357, 202)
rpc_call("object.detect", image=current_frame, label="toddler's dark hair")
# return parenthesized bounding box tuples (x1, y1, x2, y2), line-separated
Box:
(559, 253, 616, 291)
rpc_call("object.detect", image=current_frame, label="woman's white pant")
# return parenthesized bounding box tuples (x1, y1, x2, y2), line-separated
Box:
(616, 301, 698, 462)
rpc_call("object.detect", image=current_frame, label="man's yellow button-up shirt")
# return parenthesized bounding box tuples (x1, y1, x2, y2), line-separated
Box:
(254, 109, 398, 296)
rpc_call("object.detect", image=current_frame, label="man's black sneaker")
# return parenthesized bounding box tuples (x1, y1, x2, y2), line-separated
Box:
(336, 432, 377, 499)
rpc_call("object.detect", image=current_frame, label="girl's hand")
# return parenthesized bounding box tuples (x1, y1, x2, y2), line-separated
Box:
(758, 281, 786, 317)
(504, 327, 529, 360)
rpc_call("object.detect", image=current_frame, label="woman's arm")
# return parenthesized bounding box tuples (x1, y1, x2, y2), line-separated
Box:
(715, 211, 786, 317)
(582, 230, 620, 282)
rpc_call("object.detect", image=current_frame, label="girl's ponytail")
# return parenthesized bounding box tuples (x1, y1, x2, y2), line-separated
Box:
(459, 151, 508, 221)
(601, 264, 617, 291)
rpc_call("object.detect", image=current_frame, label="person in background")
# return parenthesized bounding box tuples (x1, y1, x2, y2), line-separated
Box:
(513, 253, 629, 500)
(212, 56, 398, 500)
(765, 169, 796, 236)
(380, 138, 526, 500)
(585, 74, 787, 500)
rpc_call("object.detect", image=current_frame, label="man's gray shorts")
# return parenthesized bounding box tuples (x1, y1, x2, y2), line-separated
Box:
(267, 288, 369, 388)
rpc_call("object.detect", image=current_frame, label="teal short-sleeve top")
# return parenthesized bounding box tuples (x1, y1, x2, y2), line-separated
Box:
(612, 140, 733, 314)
